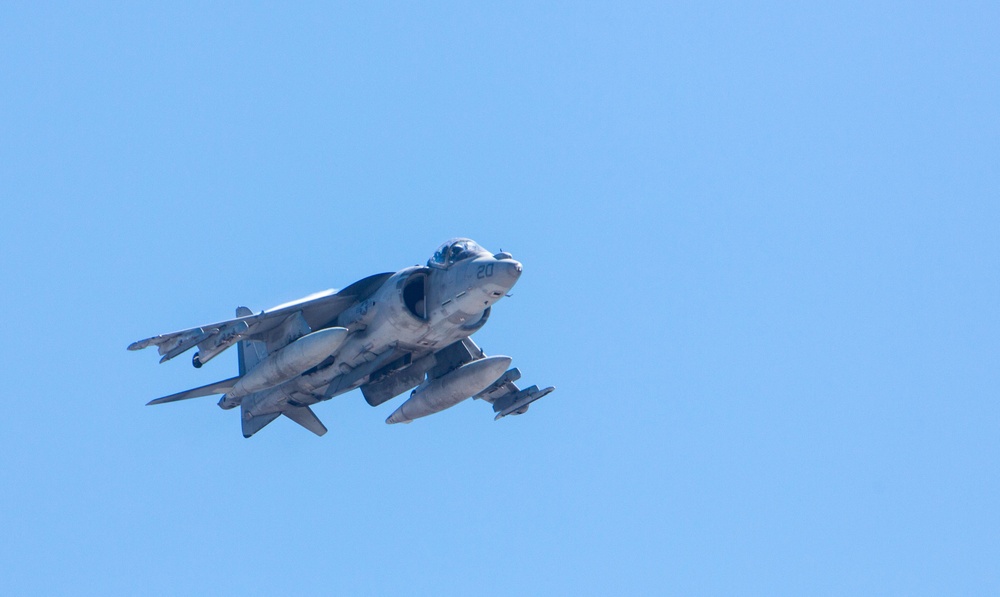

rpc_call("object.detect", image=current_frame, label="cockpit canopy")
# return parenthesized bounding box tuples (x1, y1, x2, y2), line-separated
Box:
(428, 238, 490, 269)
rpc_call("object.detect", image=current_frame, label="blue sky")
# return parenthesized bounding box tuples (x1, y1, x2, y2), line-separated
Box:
(1, 2, 998, 594)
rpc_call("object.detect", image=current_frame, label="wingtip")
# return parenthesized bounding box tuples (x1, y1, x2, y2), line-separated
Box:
(146, 396, 176, 406)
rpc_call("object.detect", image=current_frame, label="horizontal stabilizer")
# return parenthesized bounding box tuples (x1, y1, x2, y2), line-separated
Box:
(242, 411, 280, 438)
(146, 376, 239, 406)
(283, 406, 328, 436)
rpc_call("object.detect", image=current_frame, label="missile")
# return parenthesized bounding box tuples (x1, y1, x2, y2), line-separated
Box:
(386, 355, 512, 424)
(225, 327, 349, 399)
(493, 385, 555, 420)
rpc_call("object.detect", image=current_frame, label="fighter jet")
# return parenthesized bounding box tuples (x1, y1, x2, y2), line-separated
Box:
(128, 238, 555, 438)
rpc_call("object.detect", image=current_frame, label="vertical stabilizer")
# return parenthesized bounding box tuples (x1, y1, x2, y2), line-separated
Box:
(235, 306, 267, 376)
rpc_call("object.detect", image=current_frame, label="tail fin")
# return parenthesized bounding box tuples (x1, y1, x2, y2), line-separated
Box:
(283, 405, 328, 436)
(235, 306, 267, 376)
(241, 402, 281, 438)
(232, 306, 328, 439)
(239, 404, 328, 438)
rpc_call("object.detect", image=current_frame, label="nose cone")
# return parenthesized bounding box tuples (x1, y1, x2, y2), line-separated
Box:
(472, 257, 523, 306)
(503, 259, 522, 280)
(498, 259, 522, 290)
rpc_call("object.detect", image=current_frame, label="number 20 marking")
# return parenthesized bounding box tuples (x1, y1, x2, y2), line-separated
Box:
(477, 264, 494, 279)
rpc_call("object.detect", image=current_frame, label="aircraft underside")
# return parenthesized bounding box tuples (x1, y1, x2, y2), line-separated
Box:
(130, 239, 555, 437)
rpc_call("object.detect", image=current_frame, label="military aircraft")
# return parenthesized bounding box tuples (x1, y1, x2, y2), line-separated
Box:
(128, 238, 555, 438)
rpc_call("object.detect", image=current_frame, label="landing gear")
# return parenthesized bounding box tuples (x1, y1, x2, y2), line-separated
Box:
(192, 352, 203, 368)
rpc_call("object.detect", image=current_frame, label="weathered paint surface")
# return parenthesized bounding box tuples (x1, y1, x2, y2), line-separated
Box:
(130, 239, 554, 437)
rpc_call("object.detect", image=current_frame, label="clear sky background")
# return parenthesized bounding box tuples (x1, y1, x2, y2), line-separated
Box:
(1, 2, 998, 595)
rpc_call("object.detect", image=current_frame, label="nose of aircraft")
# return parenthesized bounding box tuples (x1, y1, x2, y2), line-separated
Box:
(469, 257, 523, 306)
(499, 259, 522, 286)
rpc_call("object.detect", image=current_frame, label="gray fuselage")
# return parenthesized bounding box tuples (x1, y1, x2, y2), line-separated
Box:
(240, 248, 522, 417)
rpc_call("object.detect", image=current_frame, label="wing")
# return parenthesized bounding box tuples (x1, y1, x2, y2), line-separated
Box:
(433, 338, 555, 420)
(128, 272, 393, 366)
(145, 376, 240, 405)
